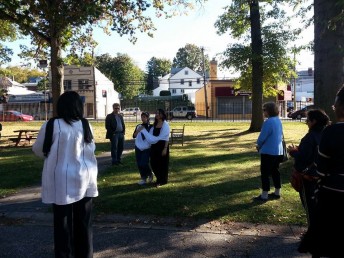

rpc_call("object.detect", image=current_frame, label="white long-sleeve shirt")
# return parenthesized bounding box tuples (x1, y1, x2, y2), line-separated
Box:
(140, 120, 170, 144)
(32, 119, 98, 205)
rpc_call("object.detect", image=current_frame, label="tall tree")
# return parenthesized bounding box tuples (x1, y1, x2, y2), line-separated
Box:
(0, 0, 204, 114)
(95, 53, 145, 99)
(0, 20, 18, 65)
(146, 57, 171, 94)
(0, 66, 45, 83)
(172, 43, 210, 72)
(313, 0, 344, 122)
(215, 1, 297, 131)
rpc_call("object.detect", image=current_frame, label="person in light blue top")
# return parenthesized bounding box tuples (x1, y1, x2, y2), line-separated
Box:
(255, 102, 284, 201)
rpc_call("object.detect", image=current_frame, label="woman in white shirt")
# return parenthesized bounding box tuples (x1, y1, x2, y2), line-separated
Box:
(32, 91, 98, 258)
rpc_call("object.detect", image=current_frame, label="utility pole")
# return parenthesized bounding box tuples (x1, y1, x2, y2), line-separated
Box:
(38, 60, 48, 121)
(293, 46, 296, 110)
(201, 47, 209, 119)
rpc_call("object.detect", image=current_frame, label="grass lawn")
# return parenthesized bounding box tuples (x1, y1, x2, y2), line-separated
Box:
(0, 120, 308, 226)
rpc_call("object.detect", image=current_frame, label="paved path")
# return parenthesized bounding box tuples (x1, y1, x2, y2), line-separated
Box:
(0, 140, 311, 257)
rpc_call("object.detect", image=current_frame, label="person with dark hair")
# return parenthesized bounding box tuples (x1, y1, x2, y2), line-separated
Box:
(139, 109, 170, 187)
(287, 109, 330, 228)
(298, 86, 344, 257)
(133, 111, 153, 185)
(32, 91, 98, 258)
(255, 102, 284, 201)
(105, 103, 126, 165)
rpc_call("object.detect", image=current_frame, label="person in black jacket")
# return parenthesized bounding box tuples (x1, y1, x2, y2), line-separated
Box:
(298, 86, 344, 257)
(105, 103, 126, 165)
(287, 109, 330, 227)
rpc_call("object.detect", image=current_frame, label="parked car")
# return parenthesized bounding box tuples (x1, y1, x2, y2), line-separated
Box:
(169, 106, 197, 120)
(120, 107, 141, 116)
(0, 110, 34, 122)
(33, 110, 53, 120)
(287, 105, 315, 119)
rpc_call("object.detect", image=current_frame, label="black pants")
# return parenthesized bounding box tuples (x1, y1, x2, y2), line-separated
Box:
(53, 197, 93, 258)
(150, 141, 169, 185)
(260, 154, 282, 191)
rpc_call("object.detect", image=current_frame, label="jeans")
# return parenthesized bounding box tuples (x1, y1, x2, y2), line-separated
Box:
(53, 197, 93, 258)
(110, 133, 124, 164)
(135, 147, 152, 179)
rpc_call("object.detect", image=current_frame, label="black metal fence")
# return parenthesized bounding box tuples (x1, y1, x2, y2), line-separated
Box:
(0, 99, 313, 122)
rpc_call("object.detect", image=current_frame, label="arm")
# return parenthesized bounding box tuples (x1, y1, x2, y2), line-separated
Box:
(256, 120, 271, 149)
(140, 121, 170, 144)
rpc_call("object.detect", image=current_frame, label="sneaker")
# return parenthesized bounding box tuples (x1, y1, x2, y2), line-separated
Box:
(268, 193, 281, 199)
(253, 195, 268, 202)
(138, 179, 146, 185)
(148, 175, 153, 183)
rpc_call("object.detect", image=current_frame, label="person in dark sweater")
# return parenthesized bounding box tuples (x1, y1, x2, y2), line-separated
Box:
(298, 86, 344, 257)
(287, 109, 330, 227)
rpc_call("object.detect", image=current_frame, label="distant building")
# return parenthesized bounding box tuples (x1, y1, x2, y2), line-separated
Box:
(59, 65, 120, 119)
(153, 67, 206, 103)
(293, 68, 314, 102)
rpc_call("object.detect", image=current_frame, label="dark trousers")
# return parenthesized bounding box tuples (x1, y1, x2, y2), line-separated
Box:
(260, 154, 282, 191)
(150, 142, 169, 185)
(135, 147, 152, 179)
(53, 197, 93, 258)
(110, 133, 124, 164)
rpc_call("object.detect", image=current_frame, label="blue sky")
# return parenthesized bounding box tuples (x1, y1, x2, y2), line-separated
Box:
(7, 0, 314, 77)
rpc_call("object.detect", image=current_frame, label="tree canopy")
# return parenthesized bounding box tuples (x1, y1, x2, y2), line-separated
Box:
(95, 53, 145, 99)
(172, 43, 210, 72)
(215, 0, 299, 131)
(0, 0, 204, 116)
(146, 57, 172, 94)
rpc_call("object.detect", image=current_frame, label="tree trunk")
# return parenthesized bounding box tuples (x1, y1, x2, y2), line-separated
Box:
(249, 0, 264, 132)
(50, 36, 64, 116)
(314, 0, 344, 123)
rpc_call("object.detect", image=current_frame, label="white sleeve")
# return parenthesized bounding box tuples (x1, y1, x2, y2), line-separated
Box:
(141, 121, 170, 144)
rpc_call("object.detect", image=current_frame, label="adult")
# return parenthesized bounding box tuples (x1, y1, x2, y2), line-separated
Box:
(133, 111, 153, 185)
(287, 109, 329, 227)
(299, 86, 344, 257)
(255, 102, 284, 201)
(105, 103, 126, 165)
(32, 91, 98, 258)
(140, 109, 170, 187)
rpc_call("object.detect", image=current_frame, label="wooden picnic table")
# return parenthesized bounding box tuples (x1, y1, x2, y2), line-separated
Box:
(10, 129, 39, 146)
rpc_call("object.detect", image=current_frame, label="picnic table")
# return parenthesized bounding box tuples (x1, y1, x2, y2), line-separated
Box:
(9, 129, 39, 146)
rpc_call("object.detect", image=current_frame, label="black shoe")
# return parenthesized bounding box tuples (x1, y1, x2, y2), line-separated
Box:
(118, 161, 123, 165)
(253, 195, 268, 202)
(112, 162, 119, 166)
(268, 193, 281, 199)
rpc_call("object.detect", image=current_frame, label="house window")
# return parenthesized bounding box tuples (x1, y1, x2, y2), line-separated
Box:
(64, 80, 72, 90)
(180, 79, 184, 85)
(172, 89, 176, 93)
(189, 81, 192, 87)
(181, 89, 185, 93)
(197, 78, 201, 84)
(185, 70, 188, 75)
(78, 79, 90, 90)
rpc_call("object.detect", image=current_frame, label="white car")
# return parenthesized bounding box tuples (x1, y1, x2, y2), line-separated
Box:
(120, 107, 141, 116)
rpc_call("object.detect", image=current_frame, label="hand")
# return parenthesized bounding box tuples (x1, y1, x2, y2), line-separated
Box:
(162, 148, 167, 156)
(287, 144, 298, 153)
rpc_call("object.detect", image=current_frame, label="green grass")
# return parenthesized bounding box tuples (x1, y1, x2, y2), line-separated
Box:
(0, 121, 308, 226)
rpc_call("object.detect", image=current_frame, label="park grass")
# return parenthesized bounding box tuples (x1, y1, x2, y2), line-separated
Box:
(0, 120, 309, 226)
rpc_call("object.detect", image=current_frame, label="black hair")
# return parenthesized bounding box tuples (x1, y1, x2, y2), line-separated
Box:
(307, 109, 330, 132)
(57, 91, 83, 124)
(154, 109, 167, 127)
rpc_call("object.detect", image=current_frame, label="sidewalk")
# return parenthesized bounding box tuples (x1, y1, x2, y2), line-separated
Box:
(0, 141, 310, 257)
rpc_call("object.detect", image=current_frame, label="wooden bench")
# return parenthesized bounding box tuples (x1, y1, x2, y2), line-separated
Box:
(170, 124, 185, 146)
(10, 130, 39, 146)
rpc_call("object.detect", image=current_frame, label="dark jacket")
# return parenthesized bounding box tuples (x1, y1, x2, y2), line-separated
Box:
(105, 113, 125, 139)
(290, 129, 321, 177)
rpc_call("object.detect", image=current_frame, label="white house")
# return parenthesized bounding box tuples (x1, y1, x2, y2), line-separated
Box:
(153, 67, 205, 103)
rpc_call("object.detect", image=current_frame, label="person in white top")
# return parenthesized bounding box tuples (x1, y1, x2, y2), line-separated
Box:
(32, 91, 98, 258)
(133, 111, 153, 185)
